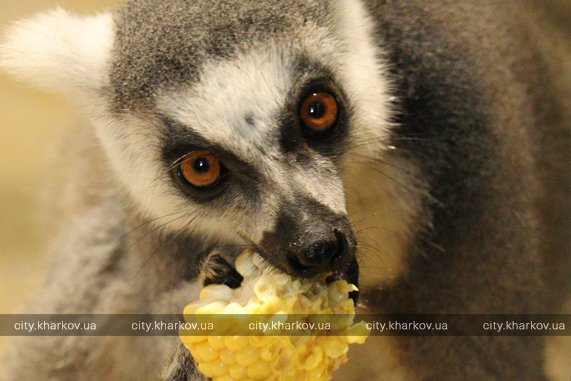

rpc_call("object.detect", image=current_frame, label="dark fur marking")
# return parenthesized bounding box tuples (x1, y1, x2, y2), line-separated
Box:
(277, 59, 352, 164)
(161, 117, 262, 205)
(244, 114, 255, 127)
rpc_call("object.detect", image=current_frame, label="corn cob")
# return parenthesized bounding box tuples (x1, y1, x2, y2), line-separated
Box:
(179, 250, 369, 381)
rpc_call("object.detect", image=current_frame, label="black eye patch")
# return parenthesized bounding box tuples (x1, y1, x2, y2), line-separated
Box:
(160, 116, 262, 204)
(278, 67, 352, 162)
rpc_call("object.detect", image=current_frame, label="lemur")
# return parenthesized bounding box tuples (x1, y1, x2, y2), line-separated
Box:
(1, 0, 569, 380)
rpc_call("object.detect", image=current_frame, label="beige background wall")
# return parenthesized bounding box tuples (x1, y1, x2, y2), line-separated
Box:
(0, 0, 119, 353)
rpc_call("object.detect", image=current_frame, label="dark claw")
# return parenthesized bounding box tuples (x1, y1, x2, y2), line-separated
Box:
(202, 253, 243, 289)
(325, 258, 359, 305)
(347, 257, 359, 305)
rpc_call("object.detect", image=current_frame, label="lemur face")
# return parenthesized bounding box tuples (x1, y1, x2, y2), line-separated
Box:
(1, 0, 392, 278)
(155, 48, 357, 277)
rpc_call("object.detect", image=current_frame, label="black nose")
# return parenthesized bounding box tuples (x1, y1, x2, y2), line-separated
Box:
(289, 229, 350, 275)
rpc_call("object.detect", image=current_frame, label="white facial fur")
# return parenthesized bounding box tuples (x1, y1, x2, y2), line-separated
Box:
(329, 0, 394, 156)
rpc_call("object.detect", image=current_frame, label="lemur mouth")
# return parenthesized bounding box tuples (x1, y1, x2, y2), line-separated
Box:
(202, 252, 359, 305)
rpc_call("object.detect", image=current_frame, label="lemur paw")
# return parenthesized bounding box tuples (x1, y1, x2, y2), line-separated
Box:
(162, 248, 245, 380)
(200, 247, 244, 289)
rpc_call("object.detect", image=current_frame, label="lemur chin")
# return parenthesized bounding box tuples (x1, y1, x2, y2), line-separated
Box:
(1, 0, 569, 380)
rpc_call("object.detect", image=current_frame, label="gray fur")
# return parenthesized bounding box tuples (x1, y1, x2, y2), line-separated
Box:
(2, 168, 209, 380)
(161, 345, 207, 381)
(355, 0, 571, 379)
(110, 0, 331, 110)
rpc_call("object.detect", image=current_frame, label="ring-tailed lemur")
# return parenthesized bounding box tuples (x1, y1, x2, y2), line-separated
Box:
(1, 0, 569, 380)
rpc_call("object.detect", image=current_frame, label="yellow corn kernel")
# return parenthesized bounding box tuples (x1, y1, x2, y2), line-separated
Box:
(179, 249, 369, 381)
(219, 348, 236, 365)
(246, 360, 272, 380)
(259, 344, 273, 362)
(224, 336, 248, 351)
(318, 336, 348, 359)
(234, 251, 255, 277)
(234, 346, 259, 367)
(197, 359, 228, 378)
(195, 300, 228, 314)
(192, 341, 219, 362)
(303, 346, 323, 371)
(200, 284, 235, 301)
(228, 363, 247, 379)
(207, 335, 227, 350)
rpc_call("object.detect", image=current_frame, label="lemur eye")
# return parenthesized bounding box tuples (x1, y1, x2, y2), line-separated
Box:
(178, 150, 221, 189)
(299, 91, 338, 133)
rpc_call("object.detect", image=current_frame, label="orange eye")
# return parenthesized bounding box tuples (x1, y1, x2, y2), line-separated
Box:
(179, 150, 221, 189)
(299, 91, 338, 132)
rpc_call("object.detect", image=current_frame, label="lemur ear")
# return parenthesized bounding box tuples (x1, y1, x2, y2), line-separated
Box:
(0, 8, 114, 97)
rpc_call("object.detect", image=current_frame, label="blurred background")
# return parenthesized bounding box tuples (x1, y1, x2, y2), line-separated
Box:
(0, 0, 119, 353)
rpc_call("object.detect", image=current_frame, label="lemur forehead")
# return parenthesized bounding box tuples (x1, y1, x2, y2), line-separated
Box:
(155, 44, 337, 164)
(156, 47, 294, 159)
(110, 0, 331, 111)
